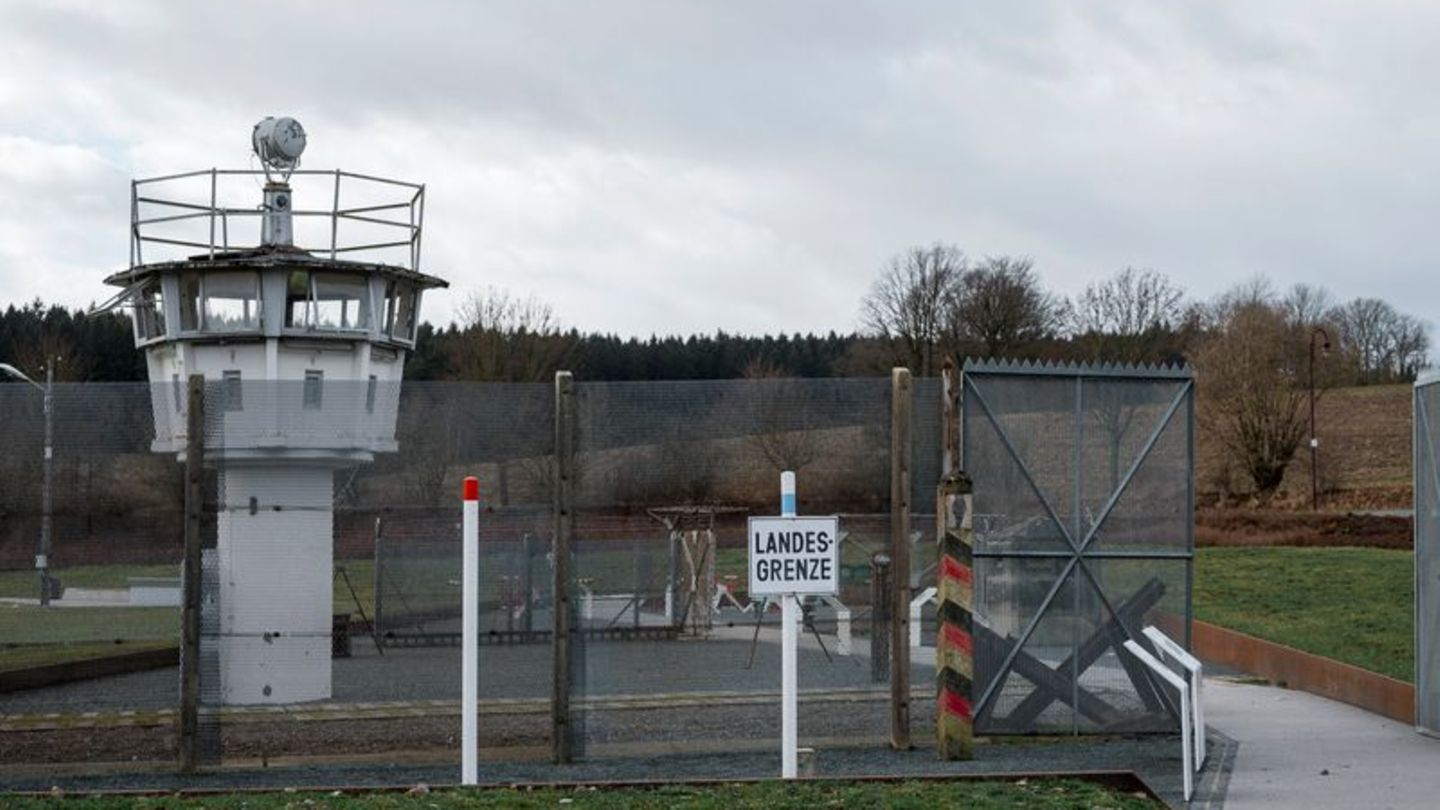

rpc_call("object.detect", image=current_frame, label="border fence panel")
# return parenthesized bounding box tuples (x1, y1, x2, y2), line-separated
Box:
(566, 377, 900, 765)
(0, 382, 185, 765)
(961, 360, 1194, 736)
(1416, 374, 1440, 736)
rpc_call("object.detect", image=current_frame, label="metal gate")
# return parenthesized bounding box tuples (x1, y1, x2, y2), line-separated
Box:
(1415, 372, 1440, 737)
(960, 360, 1194, 734)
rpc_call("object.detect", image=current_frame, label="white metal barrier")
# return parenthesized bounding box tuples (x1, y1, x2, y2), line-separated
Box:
(910, 586, 937, 648)
(1144, 626, 1206, 768)
(1124, 628, 1205, 803)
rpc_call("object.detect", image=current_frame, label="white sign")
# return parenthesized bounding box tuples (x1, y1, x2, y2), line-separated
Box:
(748, 516, 840, 597)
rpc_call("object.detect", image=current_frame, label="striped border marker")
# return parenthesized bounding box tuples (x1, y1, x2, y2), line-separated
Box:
(936, 471, 974, 760)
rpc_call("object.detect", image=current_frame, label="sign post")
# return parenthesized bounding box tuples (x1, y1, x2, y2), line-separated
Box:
(748, 471, 840, 778)
(461, 476, 479, 785)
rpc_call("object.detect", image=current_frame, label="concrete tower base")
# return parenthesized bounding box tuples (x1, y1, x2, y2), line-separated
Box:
(215, 465, 334, 705)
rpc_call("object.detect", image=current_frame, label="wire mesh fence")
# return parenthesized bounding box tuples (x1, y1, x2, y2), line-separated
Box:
(0, 383, 186, 765)
(960, 361, 1194, 736)
(565, 378, 901, 759)
(1, 366, 1193, 785)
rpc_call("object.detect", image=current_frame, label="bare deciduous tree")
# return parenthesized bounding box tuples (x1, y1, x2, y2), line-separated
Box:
(448, 287, 575, 382)
(954, 256, 1064, 356)
(1332, 297, 1429, 384)
(742, 357, 821, 474)
(1070, 267, 1186, 363)
(860, 244, 966, 376)
(1193, 294, 1307, 500)
(1282, 283, 1335, 329)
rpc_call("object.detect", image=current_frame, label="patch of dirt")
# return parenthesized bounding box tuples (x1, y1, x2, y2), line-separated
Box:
(1196, 508, 1411, 549)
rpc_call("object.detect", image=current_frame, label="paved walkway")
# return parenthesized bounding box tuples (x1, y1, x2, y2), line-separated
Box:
(1206, 678, 1440, 809)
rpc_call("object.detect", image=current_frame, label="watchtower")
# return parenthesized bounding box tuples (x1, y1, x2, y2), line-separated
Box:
(103, 118, 448, 703)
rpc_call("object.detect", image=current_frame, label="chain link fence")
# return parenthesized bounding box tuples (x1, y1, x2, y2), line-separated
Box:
(1, 367, 1191, 784)
(960, 360, 1193, 736)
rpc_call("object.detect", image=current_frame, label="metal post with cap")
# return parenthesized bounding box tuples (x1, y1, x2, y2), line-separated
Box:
(780, 470, 799, 779)
(461, 475, 480, 785)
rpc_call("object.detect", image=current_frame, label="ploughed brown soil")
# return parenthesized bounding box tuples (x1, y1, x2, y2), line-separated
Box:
(1197, 508, 1411, 549)
(1197, 383, 1413, 510)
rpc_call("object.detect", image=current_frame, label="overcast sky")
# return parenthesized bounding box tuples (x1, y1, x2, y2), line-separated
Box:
(1, 1, 1437, 338)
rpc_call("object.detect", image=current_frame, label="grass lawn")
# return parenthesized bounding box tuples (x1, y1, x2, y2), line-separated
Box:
(0, 639, 174, 672)
(0, 561, 382, 673)
(0, 564, 180, 599)
(1193, 546, 1413, 682)
(0, 780, 1158, 809)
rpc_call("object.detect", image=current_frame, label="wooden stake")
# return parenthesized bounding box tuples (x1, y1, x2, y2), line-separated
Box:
(936, 471, 975, 760)
(890, 367, 912, 749)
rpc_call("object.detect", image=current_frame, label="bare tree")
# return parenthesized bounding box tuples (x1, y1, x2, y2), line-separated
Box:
(1070, 267, 1186, 363)
(448, 287, 575, 382)
(1332, 297, 1429, 384)
(1388, 312, 1429, 381)
(1282, 283, 1335, 329)
(1193, 293, 1308, 500)
(860, 244, 966, 376)
(742, 357, 821, 474)
(954, 256, 1064, 356)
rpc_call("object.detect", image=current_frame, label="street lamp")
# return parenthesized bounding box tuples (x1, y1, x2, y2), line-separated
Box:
(1308, 328, 1331, 511)
(1, 361, 54, 606)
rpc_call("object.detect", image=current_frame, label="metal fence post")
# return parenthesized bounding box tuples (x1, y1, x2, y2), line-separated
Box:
(870, 553, 891, 683)
(890, 367, 912, 749)
(371, 516, 385, 643)
(937, 471, 974, 760)
(179, 374, 205, 774)
(552, 371, 575, 764)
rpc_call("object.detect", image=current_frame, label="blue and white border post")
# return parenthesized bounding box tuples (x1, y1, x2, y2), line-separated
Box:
(749, 471, 840, 778)
(461, 476, 480, 785)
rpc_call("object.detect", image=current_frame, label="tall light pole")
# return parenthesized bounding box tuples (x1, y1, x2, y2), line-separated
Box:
(1, 361, 54, 606)
(1308, 328, 1331, 512)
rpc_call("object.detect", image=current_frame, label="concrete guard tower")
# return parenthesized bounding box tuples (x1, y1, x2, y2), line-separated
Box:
(103, 118, 447, 704)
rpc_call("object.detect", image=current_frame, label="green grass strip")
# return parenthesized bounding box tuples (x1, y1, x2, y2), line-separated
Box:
(1194, 546, 1413, 682)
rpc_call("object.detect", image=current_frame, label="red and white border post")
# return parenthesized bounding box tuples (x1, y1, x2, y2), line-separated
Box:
(748, 471, 840, 778)
(461, 476, 480, 785)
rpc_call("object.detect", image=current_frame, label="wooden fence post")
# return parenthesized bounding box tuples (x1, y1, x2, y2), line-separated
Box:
(890, 367, 912, 749)
(552, 371, 575, 764)
(936, 471, 975, 760)
(179, 374, 205, 774)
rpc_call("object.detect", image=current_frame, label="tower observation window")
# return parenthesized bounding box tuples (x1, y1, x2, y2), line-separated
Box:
(384, 280, 418, 342)
(285, 271, 371, 332)
(313, 274, 370, 331)
(179, 273, 201, 332)
(201, 272, 262, 332)
(135, 280, 166, 340)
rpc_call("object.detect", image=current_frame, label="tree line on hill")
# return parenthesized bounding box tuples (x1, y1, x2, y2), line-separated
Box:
(0, 248, 1428, 390)
(0, 246, 1428, 502)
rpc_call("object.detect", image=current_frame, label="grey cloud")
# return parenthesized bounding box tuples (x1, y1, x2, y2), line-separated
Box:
(0, 1, 1437, 338)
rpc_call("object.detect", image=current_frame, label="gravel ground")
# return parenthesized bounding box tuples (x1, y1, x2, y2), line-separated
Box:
(1, 734, 1232, 808)
(1, 628, 1227, 807)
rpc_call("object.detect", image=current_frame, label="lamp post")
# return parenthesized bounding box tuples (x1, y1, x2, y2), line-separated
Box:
(1308, 328, 1331, 511)
(1, 361, 54, 606)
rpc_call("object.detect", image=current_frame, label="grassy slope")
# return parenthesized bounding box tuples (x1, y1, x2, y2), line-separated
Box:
(1194, 546, 1413, 682)
(0, 781, 1158, 809)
